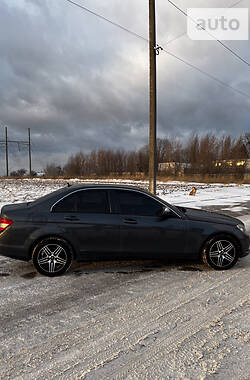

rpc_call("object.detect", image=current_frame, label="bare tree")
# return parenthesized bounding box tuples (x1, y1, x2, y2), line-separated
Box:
(44, 163, 62, 177)
(45, 133, 248, 179)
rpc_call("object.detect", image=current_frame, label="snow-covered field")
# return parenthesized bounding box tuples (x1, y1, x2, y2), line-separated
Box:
(0, 177, 250, 211)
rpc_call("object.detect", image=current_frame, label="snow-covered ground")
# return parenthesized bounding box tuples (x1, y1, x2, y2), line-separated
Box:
(0, 178, 250, 209)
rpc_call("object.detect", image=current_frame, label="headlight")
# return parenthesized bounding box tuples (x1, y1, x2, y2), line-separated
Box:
(236, 224, 246, 233)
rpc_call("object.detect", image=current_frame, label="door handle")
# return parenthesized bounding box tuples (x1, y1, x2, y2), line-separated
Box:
(123, 218, 137, 224)
(64, 216, 79, 221)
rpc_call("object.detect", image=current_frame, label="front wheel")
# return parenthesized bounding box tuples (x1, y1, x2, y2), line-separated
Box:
(202, 235, 238, 270)
(32, 238, 73, 277)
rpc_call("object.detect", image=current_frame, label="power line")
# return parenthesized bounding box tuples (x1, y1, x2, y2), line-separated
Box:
(64, 0, 250, 99)
(0, 125, 32, 176)
(168, 0, 250, 67)
(229, 0, 246, 7)
(165, 31, 187, 46)
(161, 47, 250, 99)
(65, 0, 148, 42)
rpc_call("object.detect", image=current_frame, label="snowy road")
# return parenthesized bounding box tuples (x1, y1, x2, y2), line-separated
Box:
(0, 179, 249, 379)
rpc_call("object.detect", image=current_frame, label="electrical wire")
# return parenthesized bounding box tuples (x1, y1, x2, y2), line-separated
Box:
(65, 0, 148, 42)
(161, 47, 250, 99)
(64, 0, 250, 99)
(165, 31, 187, 45)
(168, 0, 250, 67)
(165, 0, 246, 45)
(229, 0, 246, 7)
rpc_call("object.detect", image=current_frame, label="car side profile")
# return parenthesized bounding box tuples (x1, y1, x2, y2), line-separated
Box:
(0, 184, 249, 276)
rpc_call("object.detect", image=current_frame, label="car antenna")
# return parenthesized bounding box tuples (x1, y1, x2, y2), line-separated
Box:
(67, 182, 71, 187)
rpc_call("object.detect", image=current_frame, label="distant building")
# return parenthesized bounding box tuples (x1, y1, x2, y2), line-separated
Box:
(214, 158, 250, 170)
(158, 159, 250, 175)
(36, 171, 45, 177)
(247, 159, 250, 170)
(158, 162, 191, 175)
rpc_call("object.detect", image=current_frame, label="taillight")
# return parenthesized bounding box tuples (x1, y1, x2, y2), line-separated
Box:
(0, 218, 13, 232)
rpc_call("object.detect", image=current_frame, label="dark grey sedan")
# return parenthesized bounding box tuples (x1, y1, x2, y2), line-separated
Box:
(0, 184, 249, 276)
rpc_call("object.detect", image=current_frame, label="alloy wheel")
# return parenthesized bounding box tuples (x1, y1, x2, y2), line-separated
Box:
(209, 239, 236, 268)
(37, 244, 68, 274)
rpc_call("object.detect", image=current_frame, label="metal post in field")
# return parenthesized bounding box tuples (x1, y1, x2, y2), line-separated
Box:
(5, 126, 8, 177)
(28, 128, 32, 176)
(148, 0, 157, 194)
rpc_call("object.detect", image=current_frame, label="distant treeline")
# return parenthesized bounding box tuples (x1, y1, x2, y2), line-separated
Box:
(44, 134, 249, 177)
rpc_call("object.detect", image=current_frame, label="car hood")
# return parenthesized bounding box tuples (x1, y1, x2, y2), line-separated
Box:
(177, 206, 241, 226)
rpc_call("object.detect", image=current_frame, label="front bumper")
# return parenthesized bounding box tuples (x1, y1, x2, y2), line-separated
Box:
(240, 248, 250, 258)
(239, 233, 250, 257)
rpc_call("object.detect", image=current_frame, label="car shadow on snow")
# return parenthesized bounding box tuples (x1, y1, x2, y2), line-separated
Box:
(64, 254, 250, 276)
(15, 261, 205, 280)
(0, 258, 206, 279)
(1, 256, 249, 280)
(69, 259, 206, 276)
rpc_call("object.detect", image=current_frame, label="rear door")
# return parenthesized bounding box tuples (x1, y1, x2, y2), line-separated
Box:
(50, 189, 120, 259)
(110, 189, 187, 259)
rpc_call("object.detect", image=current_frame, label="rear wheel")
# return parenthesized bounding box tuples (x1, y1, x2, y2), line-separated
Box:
(32, 238, 73, 277)
(202, 235, 238, 270)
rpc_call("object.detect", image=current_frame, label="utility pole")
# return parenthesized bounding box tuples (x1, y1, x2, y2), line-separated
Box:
(148, 0, 157, 194)
(0, 124, 31, 176)
(5, 126, 8, 177)
(28, 128, 32, 175)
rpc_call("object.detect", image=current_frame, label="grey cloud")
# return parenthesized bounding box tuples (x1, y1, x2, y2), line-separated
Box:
(0, 0, 249, 173)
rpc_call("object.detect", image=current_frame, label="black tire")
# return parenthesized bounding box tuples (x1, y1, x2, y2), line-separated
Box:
(202, 234, 238, 270)
(32, 238, 73, 277)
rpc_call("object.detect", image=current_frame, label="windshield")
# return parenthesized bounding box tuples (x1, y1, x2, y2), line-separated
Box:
(146, 191, 182, 216)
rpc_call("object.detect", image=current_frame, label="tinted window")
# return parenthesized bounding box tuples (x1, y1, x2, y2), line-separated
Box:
(115, 190, 163, 216)
(53, 190, 109, 214)
(53, 192, 78, 212)
(32, 188, 66, 206)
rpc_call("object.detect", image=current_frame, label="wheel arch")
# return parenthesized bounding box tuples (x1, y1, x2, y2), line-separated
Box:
(200, 231, 242, 258)
(28, 234, 77, 260)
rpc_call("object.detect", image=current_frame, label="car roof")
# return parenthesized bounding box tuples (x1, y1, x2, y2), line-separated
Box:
(68, 183, 145, 190)
(31, 183, 179, 215)
(31, 184, 150, 207)
(66, 183, 150, 194)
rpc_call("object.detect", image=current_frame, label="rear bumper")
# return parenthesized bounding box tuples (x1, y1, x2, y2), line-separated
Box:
(0, 224, 31, 261)
(0, 243, 30, 261)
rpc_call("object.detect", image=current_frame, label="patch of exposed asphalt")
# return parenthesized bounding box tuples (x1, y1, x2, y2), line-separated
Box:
(20, 272, 37, 279)
(0, 272, 10, 277)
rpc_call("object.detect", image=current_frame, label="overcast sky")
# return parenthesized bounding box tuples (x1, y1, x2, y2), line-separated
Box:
(0, 0, 249, 172)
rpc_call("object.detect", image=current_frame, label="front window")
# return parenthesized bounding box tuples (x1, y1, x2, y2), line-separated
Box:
(114, 190, 163, 216)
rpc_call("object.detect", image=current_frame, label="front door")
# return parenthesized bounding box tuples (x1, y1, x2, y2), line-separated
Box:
(110, 189, 187, 259)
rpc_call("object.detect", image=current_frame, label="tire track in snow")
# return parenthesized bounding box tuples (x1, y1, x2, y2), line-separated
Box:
(2, 268, 248, 379)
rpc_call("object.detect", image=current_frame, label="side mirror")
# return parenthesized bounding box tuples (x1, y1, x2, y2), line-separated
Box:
(161, 206, 172, 217)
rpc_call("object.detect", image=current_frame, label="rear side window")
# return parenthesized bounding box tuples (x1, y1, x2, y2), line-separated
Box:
(53, 193, 78, 212)
(114, 190, 163, 216)
(52, 190, 109, 214)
